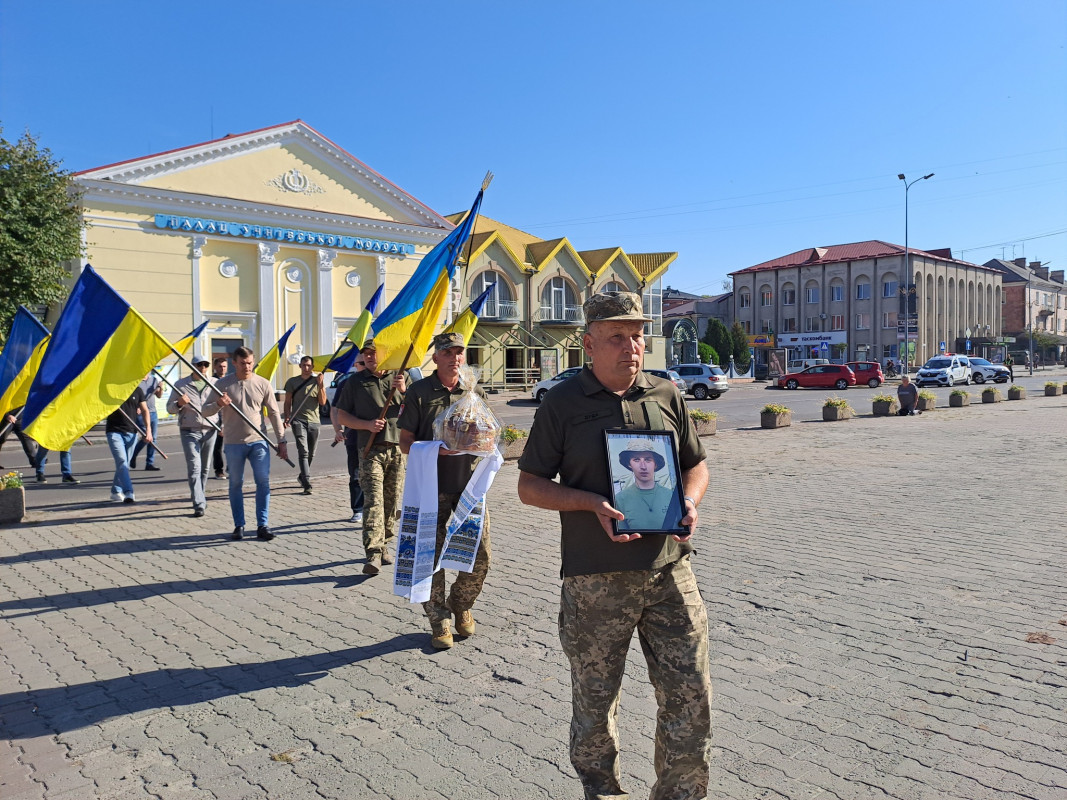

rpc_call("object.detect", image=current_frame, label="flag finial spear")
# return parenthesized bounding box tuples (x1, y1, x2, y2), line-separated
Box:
(481, 171, 494, 192)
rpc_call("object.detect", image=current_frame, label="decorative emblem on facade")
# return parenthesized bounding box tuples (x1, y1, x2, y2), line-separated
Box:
(285, 266, 303, 284)
(345, 271, 361, 288)
(219, 260, 238, 278)
(268, 169, 325, 196)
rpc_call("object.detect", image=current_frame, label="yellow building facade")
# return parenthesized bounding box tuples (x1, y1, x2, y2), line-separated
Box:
(72, 121, 453, 387)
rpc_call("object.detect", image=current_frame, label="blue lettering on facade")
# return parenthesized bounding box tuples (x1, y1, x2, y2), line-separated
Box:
(153, 214, 414, 254)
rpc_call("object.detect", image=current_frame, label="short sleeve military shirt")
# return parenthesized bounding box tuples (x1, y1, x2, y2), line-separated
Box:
(333, 370, 405, 450)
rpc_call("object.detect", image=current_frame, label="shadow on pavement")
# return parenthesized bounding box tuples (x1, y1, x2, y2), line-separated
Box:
(0, 632, 425, 739)
(0, 560, 359, 617)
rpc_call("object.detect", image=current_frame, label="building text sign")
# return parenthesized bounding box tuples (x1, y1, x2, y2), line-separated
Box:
(155, 214, 415, 255)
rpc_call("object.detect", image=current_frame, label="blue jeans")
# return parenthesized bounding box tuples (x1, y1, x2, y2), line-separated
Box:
(106, 431, 138, 497)
(34, 448, 73, 479)
(132, 406, 159, 466)
(225, 441, 271, 528)
(180, 429, 217, 511)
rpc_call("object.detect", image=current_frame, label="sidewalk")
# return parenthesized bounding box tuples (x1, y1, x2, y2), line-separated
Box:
(2, 397, 1066, 799)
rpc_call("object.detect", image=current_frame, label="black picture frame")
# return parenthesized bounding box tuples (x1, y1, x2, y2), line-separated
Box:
(604, 429, 688, 535)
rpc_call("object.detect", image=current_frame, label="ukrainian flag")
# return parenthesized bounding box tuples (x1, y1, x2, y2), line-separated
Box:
(21, 266, 174, 451)
(372, 186, 485, 371)
(310, 342, 357, 373)
(346, 283, 384, 351)
(174, 320, 210, 356)
(444, 284, 494, 346)
(254, 324, 296, 381)
(0, 306, 50, 415)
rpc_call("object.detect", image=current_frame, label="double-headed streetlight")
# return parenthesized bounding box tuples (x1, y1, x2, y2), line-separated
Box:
(898, 172, 934, 372)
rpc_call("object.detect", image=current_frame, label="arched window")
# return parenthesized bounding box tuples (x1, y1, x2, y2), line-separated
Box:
(601, 280, 626, 294)
(471, 270, 516, 319)
(540, 277, 580, 322)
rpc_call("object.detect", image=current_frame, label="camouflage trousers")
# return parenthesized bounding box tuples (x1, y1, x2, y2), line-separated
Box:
(358, 445, 405, 558)
(559, 556, 712, 800)
(422, 491, 491, 625)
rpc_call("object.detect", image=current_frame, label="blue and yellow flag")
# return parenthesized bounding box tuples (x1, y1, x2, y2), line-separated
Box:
(346, 283, 384, 351)
(373, 187, 485, 370)
(254, 324, 296, 381)
(22, 266, 174, 451)
(311, 342, 358, 373)
(444, 284, 494, 346)
(0, 306, 50, 414)
(174, 320, 210, 356)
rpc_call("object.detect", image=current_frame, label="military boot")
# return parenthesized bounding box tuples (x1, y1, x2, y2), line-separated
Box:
(431, 620, 453, 650)
(454, 609, 475, 637)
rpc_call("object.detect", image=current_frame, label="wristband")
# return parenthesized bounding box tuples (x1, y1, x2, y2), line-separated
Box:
(683, 496, 697, 506)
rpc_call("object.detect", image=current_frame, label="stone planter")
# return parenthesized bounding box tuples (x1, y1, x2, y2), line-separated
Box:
(872, 400, 899, 417)
(1045, 385, 1062, 396)
(1008, 388, 1026, 401)
(692, 419, 717, 436)
(981, 391, 1002, 404)
(822, 406, 852, 422)
(760, 411, 791, 429)
(501, 438, 527, 460)
(0, 486, 25, 524)
(917, 397, 937, 412)
(949, 394, 969, 407)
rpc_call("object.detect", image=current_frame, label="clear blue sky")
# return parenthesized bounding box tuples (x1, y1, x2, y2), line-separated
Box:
(2, 1, 1065, 295)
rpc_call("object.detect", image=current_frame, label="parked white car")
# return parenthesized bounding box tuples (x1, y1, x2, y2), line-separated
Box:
(670, 363, 730, 400)
(967, 357, 1011, 384)
(531, 367, 582, 402)
(916, 355, 970, 387)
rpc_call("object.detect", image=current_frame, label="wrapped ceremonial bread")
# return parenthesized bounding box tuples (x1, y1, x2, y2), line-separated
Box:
(433, 364, 501, 455)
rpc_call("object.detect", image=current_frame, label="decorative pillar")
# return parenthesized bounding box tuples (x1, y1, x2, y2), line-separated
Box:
(191, 236, 206, 355)
(317, 248, 336, 354)
(258, 242, 279, 357)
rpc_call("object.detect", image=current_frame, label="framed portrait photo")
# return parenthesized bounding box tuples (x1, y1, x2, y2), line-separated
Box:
(604, 429, 688, 535)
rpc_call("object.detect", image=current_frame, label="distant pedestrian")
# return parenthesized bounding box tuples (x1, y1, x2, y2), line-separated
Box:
(211, 357, 228, 479)
(0, 408, 39, 470)
(106, 386, 152, 503)
(202, 347, 289, 541)
(130, 371, 163, 471)
(284, 355, 326, 495)
(897, 374, 920, 416)
(33, 446, 80, 484)
(1005, 354, 1014, 382)
(167, 354, 218, 518)
(331, 357, 367, 524)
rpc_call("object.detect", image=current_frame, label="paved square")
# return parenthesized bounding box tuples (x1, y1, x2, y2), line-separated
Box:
(2, 396, 1065, 799)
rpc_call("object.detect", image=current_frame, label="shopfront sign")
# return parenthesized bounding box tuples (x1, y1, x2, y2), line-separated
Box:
(747, 334, 776, 347)
(154, 214, 415, 254)
(776, 332, 846, 346)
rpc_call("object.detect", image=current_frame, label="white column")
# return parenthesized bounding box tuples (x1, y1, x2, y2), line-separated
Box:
(191, 236, 206, 353)
(317, 248, 336, 353)
(258, 242, 279, 356)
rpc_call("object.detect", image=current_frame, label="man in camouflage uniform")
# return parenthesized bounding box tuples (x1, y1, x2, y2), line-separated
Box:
(517, 291, 712, 800)
(331, 339, 406, 575)
(399, 332, 492, 650)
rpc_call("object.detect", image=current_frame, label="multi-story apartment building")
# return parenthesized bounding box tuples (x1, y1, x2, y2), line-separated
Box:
(730, 241, 1003, 366)
(985, 258, 1067, 362)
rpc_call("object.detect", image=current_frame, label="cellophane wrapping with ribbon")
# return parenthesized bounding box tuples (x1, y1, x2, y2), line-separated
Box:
(432, 364, 502, 456)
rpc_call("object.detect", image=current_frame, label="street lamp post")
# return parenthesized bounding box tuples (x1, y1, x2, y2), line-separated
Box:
(897, 172, 934, 373)
(1028, 268, 1034, 376)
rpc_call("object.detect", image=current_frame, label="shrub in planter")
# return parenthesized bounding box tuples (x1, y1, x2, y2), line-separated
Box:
(982, 387, 1002, 403)
(949, 389, 970, 407)
(760, 403, 792, 429)
(689, 408, 718, 436)
(917, 390, 937, 411)
(500, 425, 528, 459)
(1045, 381, 1062, 396)
(871, 393, 899, 416)
(822, 396, 854, 421)
(0, 471, 25, 524)
(1007, 385, 1026, 400)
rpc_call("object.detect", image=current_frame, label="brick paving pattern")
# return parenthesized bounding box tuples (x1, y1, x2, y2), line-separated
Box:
(1, 396, 1065, 799)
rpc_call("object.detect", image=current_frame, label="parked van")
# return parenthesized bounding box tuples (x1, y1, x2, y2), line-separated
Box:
(787, 358, 830, 371)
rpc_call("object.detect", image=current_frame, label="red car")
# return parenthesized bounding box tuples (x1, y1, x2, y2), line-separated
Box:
(777, 364, 857, 390)
(845, 361, 885, 388)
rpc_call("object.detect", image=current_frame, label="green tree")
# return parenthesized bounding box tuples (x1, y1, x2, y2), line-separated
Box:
(0, 129, 84, 337)
(697, 342, 718, 365)
(729, 321, 751, 371)
(701, 318, 731, 366)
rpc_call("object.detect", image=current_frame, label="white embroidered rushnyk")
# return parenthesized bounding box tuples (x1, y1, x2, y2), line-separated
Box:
(392, 441, 503, 603)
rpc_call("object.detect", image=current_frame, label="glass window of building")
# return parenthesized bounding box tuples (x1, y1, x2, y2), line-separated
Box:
(643, 278, 663, 336)
(805, 286, 819, 304)
(760, 289, 773, 306)
(805, 316, 819, 332)
(540, 277, 579, 322)
(882, 311, 898, 328)
(830, 284, 844, 302)
(883, 280, 897, 298)
(830, 314, 845, 330)
(760, 319, 772, 333)
(855, 313, 871, 329)
(782, 318, 797, 332)
(472, 270, 516, 319)
(782, 287, 796, 305)
(739, 291, 751, 308)
(856, 283, 871, 300)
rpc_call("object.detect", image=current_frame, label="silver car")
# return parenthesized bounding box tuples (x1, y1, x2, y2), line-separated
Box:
(531, 367, 582, 402)
(670, 363, 730, 400)
(645, 369, 688, 393)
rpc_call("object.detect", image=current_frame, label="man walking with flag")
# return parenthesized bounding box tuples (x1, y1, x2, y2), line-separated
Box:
(167, 354, 218, 517)
(105, 384, 153, 503)
(283, 355, 326, 495)
(399, 332, 492, 649)
(203, 347, 289, 541)
(331, 339, 406, 574)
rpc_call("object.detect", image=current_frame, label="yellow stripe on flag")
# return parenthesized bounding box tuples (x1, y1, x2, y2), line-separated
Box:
(375, 269, 451, 371)
(0, 336, 49, 415)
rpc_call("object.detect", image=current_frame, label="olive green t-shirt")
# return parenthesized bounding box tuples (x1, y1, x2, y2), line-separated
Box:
(614, 482, 681, 531)
(284, 375, 322, 425)
(398, 372, 486, 494)
(519, 367, 706, 578)
(333, 370, 405, 450)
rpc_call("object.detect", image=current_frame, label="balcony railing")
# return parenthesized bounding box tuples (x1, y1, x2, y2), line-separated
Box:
(536, 305, 583, 324)
(482, 300, 520, 321)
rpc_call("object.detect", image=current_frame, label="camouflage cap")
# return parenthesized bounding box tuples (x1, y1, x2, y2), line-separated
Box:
(583, 291, 652, 325)
(618, 437, 666, 471)
(432, 332, 465, 352)
(359, 338, 376, 352)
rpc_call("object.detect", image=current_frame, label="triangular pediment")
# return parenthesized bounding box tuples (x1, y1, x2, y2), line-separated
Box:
(77, 120, 449, 229)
